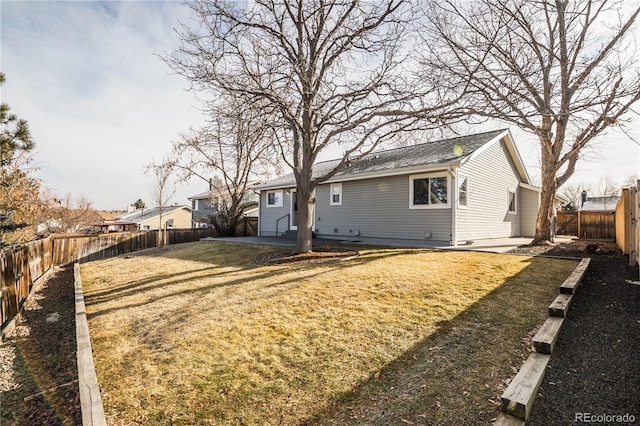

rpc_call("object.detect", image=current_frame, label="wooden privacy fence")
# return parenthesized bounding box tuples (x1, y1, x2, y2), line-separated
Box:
(617, 185, 639, 269)
(54, 231, 160, 266)
(1, 238, 53, 331)
(556, 210, 616, 240)
(1, 219, 258, 330)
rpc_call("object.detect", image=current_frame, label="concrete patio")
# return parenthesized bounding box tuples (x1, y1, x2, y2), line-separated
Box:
(207, 235, 538, 254)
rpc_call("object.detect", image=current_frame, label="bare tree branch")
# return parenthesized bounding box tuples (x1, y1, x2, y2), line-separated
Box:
(420, 0, 640, 244)
(164, 0, 463, 252)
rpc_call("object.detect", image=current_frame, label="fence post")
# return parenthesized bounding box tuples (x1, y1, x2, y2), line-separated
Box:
(577, 211, 581, 239)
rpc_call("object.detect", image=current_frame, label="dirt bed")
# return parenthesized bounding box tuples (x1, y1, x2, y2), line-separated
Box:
(0, 267, 81, 425)
(509, 241, 640, 424)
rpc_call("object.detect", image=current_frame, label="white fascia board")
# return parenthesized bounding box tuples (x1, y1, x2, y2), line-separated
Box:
(519, 182, 541, 192)
(255, 183, 297, 191)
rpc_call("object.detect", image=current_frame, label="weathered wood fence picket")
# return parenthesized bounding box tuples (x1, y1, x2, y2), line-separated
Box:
(1, 218, 257, 331)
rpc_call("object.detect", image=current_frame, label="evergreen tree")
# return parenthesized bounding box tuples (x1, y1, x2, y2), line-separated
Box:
(0, 72, 40, 246)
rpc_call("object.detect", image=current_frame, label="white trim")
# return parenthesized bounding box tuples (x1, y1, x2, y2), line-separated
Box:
(330, 183, 342, 206)
(290, 189, 316, 230)
(290, 189, 297, 230)
(519, 182, 541, 192)
(266, 190, 283, 208)
(409, 172, 451, 209)
(507, 189, 518, 214)
(457, 172, 469, 209)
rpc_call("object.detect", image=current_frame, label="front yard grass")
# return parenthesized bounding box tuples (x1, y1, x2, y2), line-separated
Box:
(81, 241, 577, 425)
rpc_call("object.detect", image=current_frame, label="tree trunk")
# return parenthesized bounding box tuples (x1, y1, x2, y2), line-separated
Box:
(294, 185, 314, 254)
(533, 159, 557, 245)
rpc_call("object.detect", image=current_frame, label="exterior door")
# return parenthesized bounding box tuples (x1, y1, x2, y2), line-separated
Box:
(290, 190, 314, 231)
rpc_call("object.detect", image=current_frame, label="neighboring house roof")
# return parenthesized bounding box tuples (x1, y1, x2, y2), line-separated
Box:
(581, 196, 620, 211)
(116, 205, 191, 224)
(257, 129, 529, 190)
(97, 211, 125, 221)
(188, 181, 262, 201)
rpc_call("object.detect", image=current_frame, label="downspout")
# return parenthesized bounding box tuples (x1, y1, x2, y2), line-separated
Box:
(448, 165, 457, 246)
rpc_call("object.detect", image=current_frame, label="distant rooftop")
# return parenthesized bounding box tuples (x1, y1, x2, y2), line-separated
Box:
(116, 205, 190, 224)
(581, 196, 620, 211)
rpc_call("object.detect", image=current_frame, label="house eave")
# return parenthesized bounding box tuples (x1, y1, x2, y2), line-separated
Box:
(257, 162, 463, 191)
(519, 182, 541, 192)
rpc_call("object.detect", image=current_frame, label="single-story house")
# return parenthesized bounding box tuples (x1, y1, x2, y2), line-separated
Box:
(188, 180, 260, 228)
(256, 129, 541, 246)
(115, 205, 192, 231)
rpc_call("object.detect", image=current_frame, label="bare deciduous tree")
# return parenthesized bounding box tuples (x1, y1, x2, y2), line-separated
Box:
(145, 161, 176, 245)
(167, 93, 279, 236)
(420, 0, 640, 244)
(558, 181, 591, 210)
(38, 193, 96, 235)
(166, 0, 460, 253)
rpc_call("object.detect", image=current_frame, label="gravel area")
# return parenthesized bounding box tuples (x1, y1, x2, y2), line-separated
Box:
(0, 267, 81, 425)
(509, 240, 640, 425)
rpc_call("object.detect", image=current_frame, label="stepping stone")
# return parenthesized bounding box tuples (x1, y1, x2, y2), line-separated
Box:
(560, 258, 590, 295)
(548, 293, 572, 317)
(532, 317, 564, 354)
(501, 352, 550, 420)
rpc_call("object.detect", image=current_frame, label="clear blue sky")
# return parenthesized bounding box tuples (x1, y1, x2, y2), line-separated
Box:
(1, 1, 638, 210)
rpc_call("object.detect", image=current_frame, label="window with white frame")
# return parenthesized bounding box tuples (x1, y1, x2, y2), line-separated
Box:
(409, 173, 449, 209)
(507, 190, 517, 214)
(330, 183, 342, 206)
(458, 175, 468, 208)
(266, 190, 283, 207)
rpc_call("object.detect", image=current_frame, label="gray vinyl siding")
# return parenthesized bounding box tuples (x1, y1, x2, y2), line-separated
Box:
(259, 190, 291, 236)
(456, 139, 522, 242)
(314, 174, 452, 242)
(519, 186, 540, 237)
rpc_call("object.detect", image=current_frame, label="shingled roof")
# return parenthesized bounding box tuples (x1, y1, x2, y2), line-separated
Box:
(259, 129, 512, 189)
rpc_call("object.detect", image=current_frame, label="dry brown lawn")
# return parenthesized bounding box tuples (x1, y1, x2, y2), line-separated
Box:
(80, 241, 577, 425)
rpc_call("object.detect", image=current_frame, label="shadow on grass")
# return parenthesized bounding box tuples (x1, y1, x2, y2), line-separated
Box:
(300, 256, 576, 426)
(84, 244, 416, 321)
(80, 241, 576, 424)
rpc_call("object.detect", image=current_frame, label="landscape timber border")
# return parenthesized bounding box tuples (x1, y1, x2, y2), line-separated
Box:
(74, 263, 107, 426)
(495, 257, 590, 424)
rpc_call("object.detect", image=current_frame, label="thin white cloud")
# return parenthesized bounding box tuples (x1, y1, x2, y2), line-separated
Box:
(2, 0, 205, 210)
(1, 0, 638, 211)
